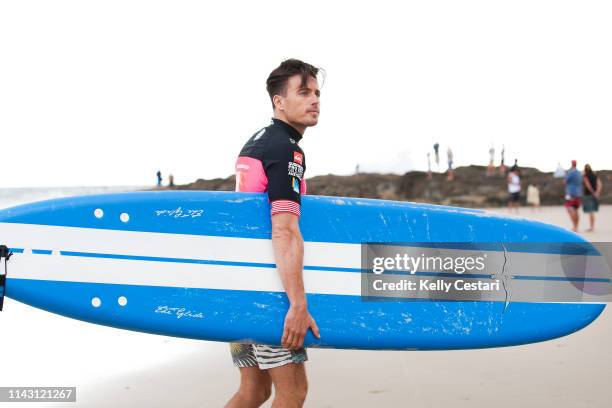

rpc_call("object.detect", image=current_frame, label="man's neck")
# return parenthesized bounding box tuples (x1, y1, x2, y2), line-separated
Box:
(273, 114, 306, 135)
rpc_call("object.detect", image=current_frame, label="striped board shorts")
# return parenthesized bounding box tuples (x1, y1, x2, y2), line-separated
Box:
(230, 342, 308, 370)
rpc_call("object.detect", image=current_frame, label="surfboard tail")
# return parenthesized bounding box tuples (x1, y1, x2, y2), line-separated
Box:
(0, 244, 13, 311)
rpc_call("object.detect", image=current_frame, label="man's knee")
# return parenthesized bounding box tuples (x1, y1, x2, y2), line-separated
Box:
(238, 367, 272, 405)
(235, 381, 272, 406)
(275, 383, 307, 406)
(270, 364, 308, 404)
(293, 380, 308, 402)
(242, 385, 272, 405)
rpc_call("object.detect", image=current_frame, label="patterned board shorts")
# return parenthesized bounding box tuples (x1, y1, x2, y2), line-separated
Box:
(230, 342, 308, 370)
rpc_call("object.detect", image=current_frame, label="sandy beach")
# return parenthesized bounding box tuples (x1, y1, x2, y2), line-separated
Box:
(1, 205, 610, 408)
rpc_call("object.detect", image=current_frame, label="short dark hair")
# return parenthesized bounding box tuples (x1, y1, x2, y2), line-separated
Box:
(266, 59, 320, 109)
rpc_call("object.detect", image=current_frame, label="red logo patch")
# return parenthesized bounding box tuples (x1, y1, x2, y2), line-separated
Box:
(293, 152, 303, 165)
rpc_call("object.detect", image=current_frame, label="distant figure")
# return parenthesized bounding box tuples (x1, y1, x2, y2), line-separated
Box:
(554, 162, 566, 178)
(487, 146, 495, 176)
(564, 160, 582, 232)
(156, 170, 162, 187)
(510, 158, 519, 173)
(526, 184, 540, 211)
(355, 164, 360, 175)
(168, 174, 175, 188)
(582, 164, 603, 232)
(427, 152, 432, 179)
(433, 143, 440, 168)
(499, 145, 506, 175)
(507, 169, 521, 212)
(446, 147, 454, 181)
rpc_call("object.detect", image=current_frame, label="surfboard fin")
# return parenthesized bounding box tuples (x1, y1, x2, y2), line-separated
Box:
(0, 245, 13, 311)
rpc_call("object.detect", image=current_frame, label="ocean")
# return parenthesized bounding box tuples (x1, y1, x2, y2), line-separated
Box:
(0, 186, 146, 210)
(0, 184, 212, 406)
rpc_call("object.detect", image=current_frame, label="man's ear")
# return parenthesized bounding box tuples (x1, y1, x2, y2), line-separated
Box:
(272, 94, 284, 111)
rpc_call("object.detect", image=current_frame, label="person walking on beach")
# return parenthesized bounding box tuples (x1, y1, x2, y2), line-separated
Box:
(582, 164, 602, 232)
(226, 59, 321, 408)
(499, 144, 506, 175)
(510, 158, 518, 173)
(507, 168, 521, 213)
(526, 184, 540, 211)
(487, 146, 495, 176)
(156, 170, 162, 187)
(433, 143, 440, 169)
(446, 147, 454, 181)
(564, 160, 583, 232)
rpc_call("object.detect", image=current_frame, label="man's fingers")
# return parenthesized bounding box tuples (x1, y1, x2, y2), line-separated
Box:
(282, 311, 321, 349)
(289, 330, 300, 350)
(293, 333, 305, 350)
(285, 332, 295, 349)
(281, 326, 290, 348)
(311, 319, 321, 339)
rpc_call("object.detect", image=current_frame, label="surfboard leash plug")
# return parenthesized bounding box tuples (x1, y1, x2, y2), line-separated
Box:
(0, 245, 13, 311)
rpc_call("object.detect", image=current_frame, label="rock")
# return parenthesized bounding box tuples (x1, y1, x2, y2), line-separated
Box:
(169, 166, 611, 208)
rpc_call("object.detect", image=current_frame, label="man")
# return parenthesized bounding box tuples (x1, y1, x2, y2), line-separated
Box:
(510, 158, 518, 173)
(564, 160, 582, 232)
(507, 168, 521, 213)
(499, 144, 506, 175)
(446, 147, 454, 181)
(433, 142, 440, 167)
(225, 59, 321, 408)
(487, 145, 495, 176)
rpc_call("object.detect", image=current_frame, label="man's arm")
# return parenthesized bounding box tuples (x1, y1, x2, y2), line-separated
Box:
(271, 212, 320, 350)
(596, 178, 603, 198)
(583, 175, 595, 195)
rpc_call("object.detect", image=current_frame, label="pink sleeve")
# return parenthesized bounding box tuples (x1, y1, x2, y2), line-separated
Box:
(235, 156, 267, 192)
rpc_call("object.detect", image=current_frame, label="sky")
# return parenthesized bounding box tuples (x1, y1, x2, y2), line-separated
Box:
(1, 0, 610, 188)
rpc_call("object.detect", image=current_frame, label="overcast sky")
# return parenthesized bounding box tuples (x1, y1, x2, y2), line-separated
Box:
(1, 1, 610, 188)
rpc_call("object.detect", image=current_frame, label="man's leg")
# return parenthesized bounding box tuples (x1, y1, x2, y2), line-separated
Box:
(573, 207, 580, 231)
(566, 206, 578, 231)
(225, 343, 272, 408)
(268, 362, 308, 408)
(588, 213, 595, 231)
(225, 366, 272, 408)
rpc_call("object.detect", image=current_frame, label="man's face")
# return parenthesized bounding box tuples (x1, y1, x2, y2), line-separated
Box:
(275, 75, 320, 128)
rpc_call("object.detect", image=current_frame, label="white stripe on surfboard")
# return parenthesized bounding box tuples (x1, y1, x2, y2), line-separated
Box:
(7, 253, 361, 295)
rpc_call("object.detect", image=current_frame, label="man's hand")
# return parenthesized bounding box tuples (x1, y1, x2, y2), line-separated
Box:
(271, 211, 322, 349)
(281, 304, 320, 350)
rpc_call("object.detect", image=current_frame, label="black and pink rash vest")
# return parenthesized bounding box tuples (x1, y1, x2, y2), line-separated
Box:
(235, 118, 307, 217)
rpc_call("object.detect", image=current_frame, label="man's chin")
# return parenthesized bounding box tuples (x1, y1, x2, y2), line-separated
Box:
(303, 117, 319, 127)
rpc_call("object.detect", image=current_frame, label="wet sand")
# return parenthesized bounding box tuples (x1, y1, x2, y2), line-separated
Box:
(1, 205, 610, 407)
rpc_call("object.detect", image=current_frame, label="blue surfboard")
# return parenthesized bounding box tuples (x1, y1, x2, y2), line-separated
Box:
(0, 191, 607, 350)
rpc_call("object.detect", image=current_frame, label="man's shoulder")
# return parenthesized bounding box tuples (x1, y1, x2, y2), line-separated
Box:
(238, 123, 275, 157)
(240, 120, 305, 159)
(247, 121, 275, 142)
